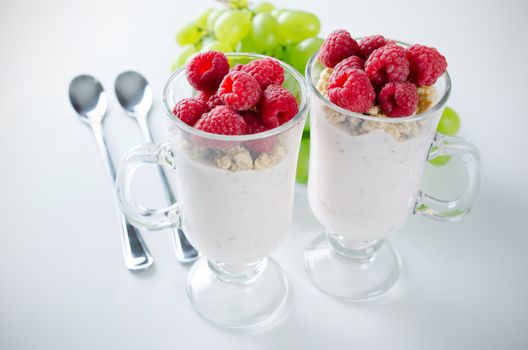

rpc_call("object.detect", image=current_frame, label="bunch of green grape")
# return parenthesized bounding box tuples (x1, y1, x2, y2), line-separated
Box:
(171, 0, 323, 75)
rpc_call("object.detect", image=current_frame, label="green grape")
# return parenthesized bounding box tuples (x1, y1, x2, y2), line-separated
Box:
(175, 22, 203, 46)
(214, 10, 251, 44)
(254, 2, 275, 13)
(288, 37, 323, 73)
(240, 8, 253, 22)
(271, 8, 289, 18)
(201, 36, 216, 46)
(429, 155, 451, 166)
(277, 11, 320, 44)
(429, 107, 461, 166)
(251, 13, 280, 51)
(228, 0, 248, 9)
(195, 9, 214, 30)
(437, 106, 461, 136)
(236, 35, 260, 53)
(282, 43, 296, 64)
(269, 45, 286, 60)
(170, 44, 198, 71)
(201, 40, 233, 53)
(207, 9, 228, 33)
(296, 138, 310, 184)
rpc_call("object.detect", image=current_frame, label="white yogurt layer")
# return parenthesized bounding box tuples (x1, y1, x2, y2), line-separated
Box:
(308, 105, 434, 245)
(174, 146, 296, 265)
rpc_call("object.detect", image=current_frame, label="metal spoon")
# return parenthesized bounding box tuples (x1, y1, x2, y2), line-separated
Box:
(69, 75, 153, 271)
(114, 71, 199, 264)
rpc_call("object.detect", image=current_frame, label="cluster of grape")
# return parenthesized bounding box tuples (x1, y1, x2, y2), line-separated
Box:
(171, 1, 323, 75)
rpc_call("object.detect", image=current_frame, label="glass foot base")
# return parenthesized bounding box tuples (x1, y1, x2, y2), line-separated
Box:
(304, 233, 401, 301)
(186, 257, 289, 330)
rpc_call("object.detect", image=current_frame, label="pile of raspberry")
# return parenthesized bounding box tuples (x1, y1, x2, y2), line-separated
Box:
(318, 30, 447, 117)
(172, 51, 299, 147)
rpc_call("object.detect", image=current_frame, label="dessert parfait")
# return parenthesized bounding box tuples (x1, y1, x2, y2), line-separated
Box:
(116, 51, 309, 328)
(304, 29, 480, 300)
(310, 31, 447, 244)
(172, 52, 303, 267)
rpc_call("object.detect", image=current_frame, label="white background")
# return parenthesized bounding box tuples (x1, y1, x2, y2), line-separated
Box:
(1, 0, 527, 349)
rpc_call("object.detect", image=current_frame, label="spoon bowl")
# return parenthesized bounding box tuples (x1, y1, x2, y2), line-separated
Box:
(69, 75, 107, 124)
(114, 71, 152, 118)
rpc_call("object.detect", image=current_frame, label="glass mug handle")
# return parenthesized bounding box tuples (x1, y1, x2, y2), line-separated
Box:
(115, 142, 179, 230)
(414, 132, 482, 221)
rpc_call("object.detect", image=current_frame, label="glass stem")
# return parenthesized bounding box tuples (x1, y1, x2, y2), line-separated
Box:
(208, 258, 268, 286)
(327, 231, 383, 262)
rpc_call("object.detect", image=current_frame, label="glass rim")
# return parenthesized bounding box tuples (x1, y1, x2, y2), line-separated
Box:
(161, 52, 310, 141)
(305, 39, 452, 124)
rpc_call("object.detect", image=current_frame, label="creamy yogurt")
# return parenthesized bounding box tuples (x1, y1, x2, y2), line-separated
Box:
(174, 145, 296, 265)
(308, 102, 436, 246)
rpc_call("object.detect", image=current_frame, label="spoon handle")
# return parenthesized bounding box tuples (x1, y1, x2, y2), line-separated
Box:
(91, 122, 153, 270)
(137, 116, 199, 264)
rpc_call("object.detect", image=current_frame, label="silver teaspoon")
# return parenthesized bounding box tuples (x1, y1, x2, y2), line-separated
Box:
(69, 75, 153, 271)
(114, 71, 199, 264)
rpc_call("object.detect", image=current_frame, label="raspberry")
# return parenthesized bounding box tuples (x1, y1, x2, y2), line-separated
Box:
(195, 91, 224, 110)
(406, 44, 447, 86)
(242, 110, 275, 153)
(327, 69, 375, 113)
(194, 91, 211, 105)
(243, 110, 269, 135)
(364, 44, 409, 87)
(318, 29, 360, 68)
(259, 84, 299, 128)
(218, 71, 262, 111)
(194, 91, 224, 110)
(378, 81, 418, 117)
(240, 58, 284, 89)
(194, 106, 247, 135)
(206, 93, 223, 109)
(172, 98, 208, 126)
(332, 56, 365, 77)
(186, 51, 229, 93)
(358, 35, 390, 59)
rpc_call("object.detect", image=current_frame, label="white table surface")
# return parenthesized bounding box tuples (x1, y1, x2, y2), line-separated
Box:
(1, 0, 527, 349)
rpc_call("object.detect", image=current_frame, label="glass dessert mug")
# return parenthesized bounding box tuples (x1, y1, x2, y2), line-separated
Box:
(115, 53, 309, 328)
(304, 45, 482, 301)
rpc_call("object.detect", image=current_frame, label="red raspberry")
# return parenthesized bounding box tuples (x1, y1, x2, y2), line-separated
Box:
(194, 106, 247, 135)
(195, 91, 224, 110)
(406, 44, 447, 86)
(365, 44, 409, 87)
(172, 98, 208, 126)
(242, 110, 275, 153)
(332, 56, 365, 77)
(194, 91, 211, 105)
(218, 71, 262, 111)
(358, 35, 390, 59)
(318, 29, 360, 68)
(259, 85, 299, 128)
(206, 93, 223, 109)
(186, 51, 229, 93)
(240, 58, 284, 89)
(231, 64, 244, 72)
(327, 69, 375, 113)
(243, 110, 269, 134)
(378, 81, 418, 117)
